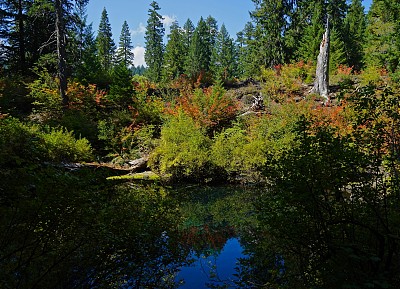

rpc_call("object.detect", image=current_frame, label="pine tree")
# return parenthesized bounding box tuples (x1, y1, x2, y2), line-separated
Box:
(297, 1, 325, 62)
(182, 18, 194, 51)
(144, 1, 164, 82)
(162, 21, 185, 81)
(211, 24, 236, 80)
(116, 20, 134, 68)
(205, 15, 218, 53)
(364, 0, 400, 71)
(69, 0, 89, 74)
(96, 7, 115, 73)
(237, 21, 259, 78)
(76, 23, 102, 84)
(344, 0, 366, 70)
(185, 17, 211, 79)
(250, 0, 287, 67)
(330, 27, 347, 72)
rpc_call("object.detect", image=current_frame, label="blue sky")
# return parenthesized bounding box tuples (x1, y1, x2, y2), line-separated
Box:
(87, 0, 373, 67)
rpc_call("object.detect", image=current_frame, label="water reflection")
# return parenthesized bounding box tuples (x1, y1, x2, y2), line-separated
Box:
(0, 168, 259, 288)
(177, 238, 246, 289)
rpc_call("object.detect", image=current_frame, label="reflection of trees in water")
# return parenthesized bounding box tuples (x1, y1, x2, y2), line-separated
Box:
(180, 224, 236, 256)
(0, 168, 190, 288)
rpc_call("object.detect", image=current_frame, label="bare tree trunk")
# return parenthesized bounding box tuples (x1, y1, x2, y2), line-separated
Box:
(313, 16, 330, 103)
(55, 0, 68, 107)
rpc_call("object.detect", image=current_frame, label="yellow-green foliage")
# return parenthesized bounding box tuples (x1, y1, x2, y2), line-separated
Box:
(261, 62, 314, 103)
(0, 117, 92, 166)
(40, 126, 93, 162)
(211, 125, 247, 173)
(210, 102, 313, 179)
(359, 66, 387, 86)
(29, 68, 62, 114)
(149, 113, 211, 180)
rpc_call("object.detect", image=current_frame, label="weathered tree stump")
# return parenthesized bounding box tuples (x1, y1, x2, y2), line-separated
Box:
(312, 16, 330, 103)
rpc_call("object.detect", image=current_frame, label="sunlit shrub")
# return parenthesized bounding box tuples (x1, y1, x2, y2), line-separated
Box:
(330, 64, 354, 89)
(40, 126, 93, 162)
(261, 61, 314, 103)
(359, 66, 388, 87)
(0, 117, 92, 166)
(164, 81, 239, 132)
(149, 113, 212, 180)
(29, 68, 61, 115)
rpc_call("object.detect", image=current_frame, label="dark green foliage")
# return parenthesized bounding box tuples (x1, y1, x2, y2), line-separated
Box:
(211, 24, 237, 80)
(250, 0, 286, 67)
(115, 20, 134, 68)
(96, 7, 115, 72)
(236, 22, 259, 78)
(108, 62, 133, 104)
(185, 17, 212, 79)
(75, 23, 103, 84)
(182, 18, 195, 51)
(297, 1, 325, 62)
(144, 1, 165, 82)
(344, 0, 366, 70)
(162, 21, 185, 81)
(364, 0, 400, 72)
(329, 27, 347, 72)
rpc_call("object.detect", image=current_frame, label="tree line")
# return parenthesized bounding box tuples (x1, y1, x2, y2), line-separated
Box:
(1, 0, 399, 101)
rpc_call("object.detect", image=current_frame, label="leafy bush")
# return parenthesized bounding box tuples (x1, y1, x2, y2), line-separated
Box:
(29, 68, 62, 115)
(261, 61, 314, 103)
(40, 126, 93, 162)
(164, 81, 239, 133)
(149, 113, 212, 181)
(0, 117, 92, 166)
(330, 64, 355, 89)
(359, 66, 388, 86)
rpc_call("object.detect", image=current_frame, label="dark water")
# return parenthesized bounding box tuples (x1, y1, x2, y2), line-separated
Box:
(177, 238, 246, 288)
(2, 170, 397, 288)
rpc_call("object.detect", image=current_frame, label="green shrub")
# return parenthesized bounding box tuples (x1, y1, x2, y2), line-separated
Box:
(40, 126, 92, 162)
(211, 124, 247, 174)
(149, 113, 211, 180)
(0, 117, 92, 166)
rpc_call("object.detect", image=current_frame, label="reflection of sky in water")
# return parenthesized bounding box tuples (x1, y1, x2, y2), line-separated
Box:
(177, 238, 246, 288)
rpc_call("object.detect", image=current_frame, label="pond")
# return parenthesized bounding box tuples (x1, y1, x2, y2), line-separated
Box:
(1, 168, 395, 288)
(0, 168, 267, 289)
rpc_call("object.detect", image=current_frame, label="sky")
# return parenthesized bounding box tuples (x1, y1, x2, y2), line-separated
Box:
(86, 0, 373, 67)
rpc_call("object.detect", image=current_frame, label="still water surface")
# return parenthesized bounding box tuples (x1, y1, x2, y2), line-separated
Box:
(177, 238, 246, 288)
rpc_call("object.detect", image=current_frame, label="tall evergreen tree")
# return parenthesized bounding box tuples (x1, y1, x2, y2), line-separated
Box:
(211, 24, 236, 80)
(205, 15, 218, 53)
(329, 26, 347, 72)
(185, 17, 211, 78)
(182, 18, 194, 51)
(344, 0, 366, 70)
(144, 1, 164, 82)
(162, 21, 185, 81)
(237, 21, 259, 78)
(297, 1, 325, 62)
(364, 0, 400, 71)
(250, 0, 287, 68)
(96, 7, 115, 73)
(115, 20, 134, 68)
(76, 23, 102, 83)
(70, 0, 89, 73)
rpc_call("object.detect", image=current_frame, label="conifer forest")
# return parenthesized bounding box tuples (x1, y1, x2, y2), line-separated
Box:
(1, 0, 400, 288)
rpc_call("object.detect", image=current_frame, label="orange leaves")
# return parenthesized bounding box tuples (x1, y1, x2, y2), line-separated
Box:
(66, 82, 106, 109)
(309, 103, 354, 136)
(164, 84, 240, 130)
